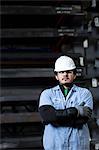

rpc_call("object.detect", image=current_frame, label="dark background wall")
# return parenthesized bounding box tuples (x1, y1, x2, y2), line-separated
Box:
(0, 0, 99, 149)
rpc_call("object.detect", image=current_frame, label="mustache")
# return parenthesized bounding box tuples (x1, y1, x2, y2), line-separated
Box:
(64, 83, 73, 87)
(62, 77, 69, 80)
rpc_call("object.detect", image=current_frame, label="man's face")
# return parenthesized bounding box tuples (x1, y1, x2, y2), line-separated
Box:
(55, 70, 76, 85)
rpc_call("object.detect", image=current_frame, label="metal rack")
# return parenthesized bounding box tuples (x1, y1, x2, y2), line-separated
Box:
(0, 0, 99, 149)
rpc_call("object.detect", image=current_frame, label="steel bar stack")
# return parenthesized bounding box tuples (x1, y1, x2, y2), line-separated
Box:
(0, 0, 99, 149)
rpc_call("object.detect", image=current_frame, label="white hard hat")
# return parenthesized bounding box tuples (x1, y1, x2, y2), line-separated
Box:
(54, 55, 76, 72)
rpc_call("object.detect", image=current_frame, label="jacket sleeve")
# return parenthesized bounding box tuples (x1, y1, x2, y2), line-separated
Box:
(38, 105, 78, 127)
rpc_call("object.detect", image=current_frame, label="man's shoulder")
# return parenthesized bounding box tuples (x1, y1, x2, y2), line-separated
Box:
(41, 85, 59, 93)
(74, 84, 91, 93)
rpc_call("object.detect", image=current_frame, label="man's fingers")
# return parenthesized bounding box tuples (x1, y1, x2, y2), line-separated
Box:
(84, 107, 92, 118)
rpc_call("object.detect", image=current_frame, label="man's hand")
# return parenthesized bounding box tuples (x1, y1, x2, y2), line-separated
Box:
(77, 106, 92, 119)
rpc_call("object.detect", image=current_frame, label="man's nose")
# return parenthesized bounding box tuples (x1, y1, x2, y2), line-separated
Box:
(63, 71, 68, 75)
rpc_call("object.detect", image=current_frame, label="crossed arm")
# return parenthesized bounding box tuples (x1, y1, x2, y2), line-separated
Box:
(39, 105, 92, 128)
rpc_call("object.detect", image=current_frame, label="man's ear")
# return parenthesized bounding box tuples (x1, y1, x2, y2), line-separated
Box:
(55, 75, 58, 81)
(74, 74, 76, 80)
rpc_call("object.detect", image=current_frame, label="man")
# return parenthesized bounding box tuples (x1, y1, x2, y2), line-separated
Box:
(39, 55, 93, 150)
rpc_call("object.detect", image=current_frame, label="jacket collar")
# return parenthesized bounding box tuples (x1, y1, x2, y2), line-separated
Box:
(53, 84, 77, 92)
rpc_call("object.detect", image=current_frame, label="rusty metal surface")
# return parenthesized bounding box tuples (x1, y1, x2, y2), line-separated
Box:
(0, 112, 42, 124)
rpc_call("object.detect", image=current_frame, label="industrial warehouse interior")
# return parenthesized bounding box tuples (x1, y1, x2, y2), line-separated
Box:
(0, 0, 99, 149)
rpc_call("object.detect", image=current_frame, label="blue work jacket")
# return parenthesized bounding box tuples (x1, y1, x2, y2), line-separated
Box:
(39, 84, 93, 150)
